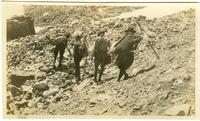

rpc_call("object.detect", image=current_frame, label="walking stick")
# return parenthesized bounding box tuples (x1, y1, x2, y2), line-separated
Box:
(135, 20, 160, 60)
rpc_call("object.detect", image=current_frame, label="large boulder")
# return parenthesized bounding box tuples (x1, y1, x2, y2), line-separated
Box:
(9, 71, 35, 87)
(7, 15, 35, 40)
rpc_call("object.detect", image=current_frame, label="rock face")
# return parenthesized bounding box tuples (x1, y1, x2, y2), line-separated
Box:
(7, 15, 35, 40)
(10, 71, 35, 87)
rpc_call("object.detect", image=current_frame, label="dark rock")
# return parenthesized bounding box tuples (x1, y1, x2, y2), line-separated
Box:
(10, 71, 35, 87)
(32, 83, 49, 93)
(10, 85, 23, 97)
(173, 79, 184, 86)
(183, 74, 191, 82)
(15, 99, 29, 110)
(24, 92, 33, 100)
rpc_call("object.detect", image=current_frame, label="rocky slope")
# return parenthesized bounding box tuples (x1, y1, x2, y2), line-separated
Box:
(24, 5, 144, 26)
(6, 7, 196, 117)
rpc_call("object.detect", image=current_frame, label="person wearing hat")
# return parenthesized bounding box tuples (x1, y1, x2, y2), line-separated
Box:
(93, 30, 111, 84)
(73, 33, 88, 83)
(112, 26, 143, 81)
(46, 32, 72, 69)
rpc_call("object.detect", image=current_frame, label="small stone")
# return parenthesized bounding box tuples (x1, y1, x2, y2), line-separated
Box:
(32, 82, 49, 94)
(21, 85, 32, 92)
(43, 87, 59, 98)
(59, 81, 73, 88)
(24, 92, 33, 100)
(89, 98, 98, 107)
(173, 79, 184, 86)
(164, 104, 191, 116)
(183, 75, 191, 82)
(118, 101, 127, 108)
(96, 94, 112, 102)
(54, 79, 64, 86)
(28, 100, 37, 108)
(10, 71, 35, 87)
(10, 85, 23, 97)
(159, 80, 173, 89)
(80, 60, 86, 67)
(15, 99, 28, 109)
(32, 82, 49, 91)
(171, 97, 183, 103)
(64, 100, 70, 105)
(35, 72, 46, 81)
(74, 79, 91, 92)
(80, 106, 86, 112)
(37, 102, 46, 109)
(40, 66, 49, 72)
(133, 105, 141, 110)
(50, 93, 63, 103)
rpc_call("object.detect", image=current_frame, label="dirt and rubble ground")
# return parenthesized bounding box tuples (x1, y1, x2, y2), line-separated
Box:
(6, 6, 196, 117)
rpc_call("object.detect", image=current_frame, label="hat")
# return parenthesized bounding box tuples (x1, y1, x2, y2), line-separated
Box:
(98, 30, 106, 36)
(65, 33, 71, 38)
(76, 34, 81, 40)
(125, 27, 136, 33)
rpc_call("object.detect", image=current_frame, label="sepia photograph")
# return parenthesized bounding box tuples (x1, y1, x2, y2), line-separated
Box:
(1, 2, 199, 118)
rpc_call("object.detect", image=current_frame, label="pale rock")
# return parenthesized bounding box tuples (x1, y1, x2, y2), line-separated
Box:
(28, 100, 37, 108)
(37, 102, 47, 109)
(21, 85, 32, 92)
(164, 104, 191, 116)
(74, 79, 91, 92)
(50, 93, 63, 103)
(89, 94, 112, 107)
(171, 97, 183, 103)
(35, 72, 46, 81)
(43, 87, 60, 98)
(96, 94, 112, 102)
(40, 65, 49, 72)
(173, 79, 184, 86)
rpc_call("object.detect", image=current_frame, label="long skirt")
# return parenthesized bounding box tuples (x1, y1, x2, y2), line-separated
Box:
(115, 51, 134, 71)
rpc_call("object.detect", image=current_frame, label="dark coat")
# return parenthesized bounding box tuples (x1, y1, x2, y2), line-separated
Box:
(114, 32, 143, 54)
(94, 37, 111, 65)
(114, 32, 143, 71)
(54, 36, 68, 50)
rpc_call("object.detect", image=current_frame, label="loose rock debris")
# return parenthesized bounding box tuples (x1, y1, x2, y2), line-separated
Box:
(6, 6, 195, 116)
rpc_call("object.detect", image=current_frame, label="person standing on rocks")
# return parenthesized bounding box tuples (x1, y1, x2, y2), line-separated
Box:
(46, 32, 72, 69)
(72, 34, 88, 84)
(93, 30, 111, 84)
(112, 27, 143, 81)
